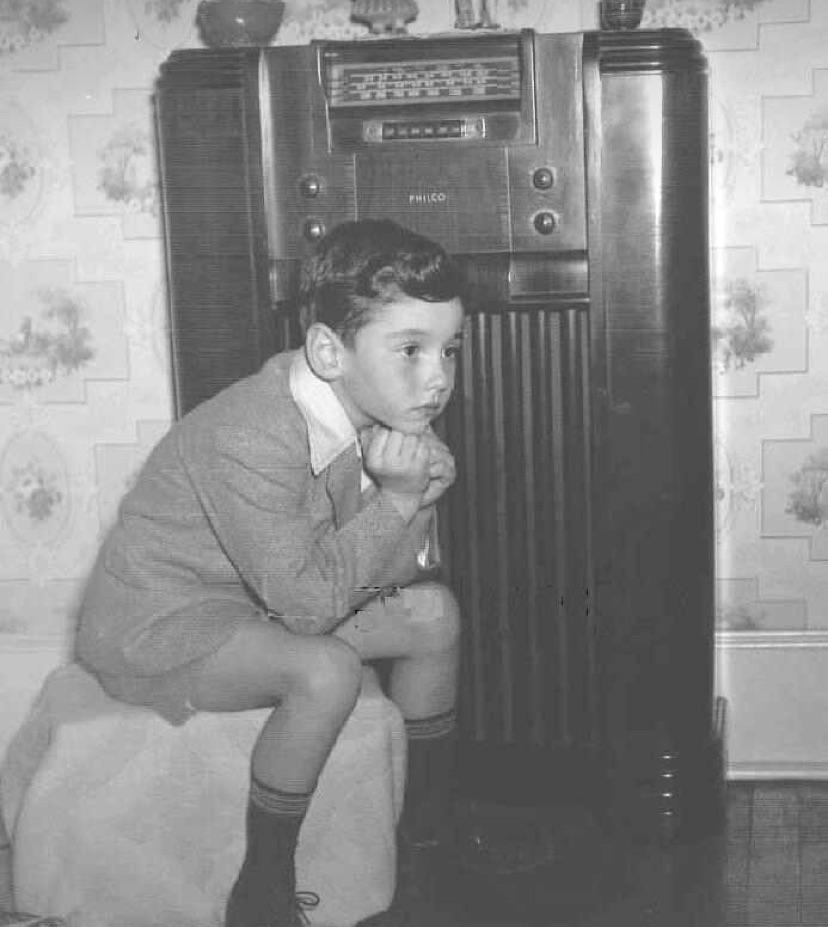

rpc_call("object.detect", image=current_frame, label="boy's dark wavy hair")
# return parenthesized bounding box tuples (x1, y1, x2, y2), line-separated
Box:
(297, 219, 464, 344)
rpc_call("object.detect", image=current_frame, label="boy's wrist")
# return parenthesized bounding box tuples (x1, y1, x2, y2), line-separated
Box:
(382, 488, 422, 523)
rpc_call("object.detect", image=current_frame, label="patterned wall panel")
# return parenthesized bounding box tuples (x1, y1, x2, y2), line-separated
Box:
(0, 418, 97, 614)
(93, 418, 170, 537)
(0, 260, 128, 400)
(68, 89, 161, 241)
(0, 577, 81, 637)
(763, 415, 828, 560)
(711, 247, 808, 398)
(0, 99, 47, 245)
(642, 0, 809, 51)
(0, 0, 105, 70)
(763, 68, 828, 225)
(717, 576, 806, 631)
(715, 434, 761, 543)
(0, 0, 825, 652)
(126, 0, 201, 53)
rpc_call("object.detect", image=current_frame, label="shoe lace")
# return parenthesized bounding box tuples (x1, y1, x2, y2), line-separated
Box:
(294, 891, 320, 925)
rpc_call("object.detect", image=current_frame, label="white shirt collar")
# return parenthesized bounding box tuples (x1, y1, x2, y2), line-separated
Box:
(289, 348, 362, 477)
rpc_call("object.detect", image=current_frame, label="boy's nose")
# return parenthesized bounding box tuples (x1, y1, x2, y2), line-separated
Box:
(425, 360, 451, 393)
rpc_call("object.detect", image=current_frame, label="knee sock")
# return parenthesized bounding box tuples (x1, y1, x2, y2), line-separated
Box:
(225, 776, 312, 927)
(401, 708, 457, 847)
(351, 712, 459, 924)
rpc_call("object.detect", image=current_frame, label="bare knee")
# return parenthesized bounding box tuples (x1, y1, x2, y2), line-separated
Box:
(188, 621, 363, 715)
(289, 636, 363, 711)
(400, 582, 461, 656)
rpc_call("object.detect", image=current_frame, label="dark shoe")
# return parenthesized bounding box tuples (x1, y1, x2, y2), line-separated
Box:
(292, 892, 320, 926)
(225, 877, 319, 927)
(355, 839, 455, 927)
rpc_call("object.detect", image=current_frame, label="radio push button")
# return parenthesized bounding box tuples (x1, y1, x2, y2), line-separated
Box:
(532, 167, 555, 190)
(299, 175, 321, 198)
(533, 211, 557, 235)
(465, 117, 485, 139)
(303, 219, 326, 242)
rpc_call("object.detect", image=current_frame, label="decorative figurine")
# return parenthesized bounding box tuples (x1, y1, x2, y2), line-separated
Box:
(454, 0, 477, 28)
(351, 0, 419, 34)
(454, 0, 500, 30)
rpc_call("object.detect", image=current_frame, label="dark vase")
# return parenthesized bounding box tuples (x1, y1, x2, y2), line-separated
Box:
(196, 0, 285, 47)
(600, 0, 646, 30)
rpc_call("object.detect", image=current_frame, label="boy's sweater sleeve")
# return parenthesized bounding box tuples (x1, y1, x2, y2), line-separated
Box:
(181, 421, 430, 632)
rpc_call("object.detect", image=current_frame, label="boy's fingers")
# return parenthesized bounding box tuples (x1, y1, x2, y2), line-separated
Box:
(428, 447, 452, 470)
(423, 430, 448, 450)
(382, 430, 424, 465)
(414, 440, 430, 466)
(366, 427, 389, 460)
(404, 433, 425, 461)
(384, 430, 405, 460)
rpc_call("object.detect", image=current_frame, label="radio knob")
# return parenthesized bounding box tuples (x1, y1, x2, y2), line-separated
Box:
(303, 219, 326, 242)
(299, 175, 321, 198)
(533, 211, 557, 235)
(532, 167, 555, 190)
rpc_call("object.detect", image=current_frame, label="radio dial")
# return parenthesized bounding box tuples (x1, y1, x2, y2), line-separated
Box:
(532, 167, 555, 190)
(303, 219, 326, 242)
(299, 175, 322, 198)
(533, 211, 557, 235)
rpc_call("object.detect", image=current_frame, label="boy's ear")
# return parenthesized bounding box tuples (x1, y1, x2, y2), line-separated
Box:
(305, 322, 346, 382)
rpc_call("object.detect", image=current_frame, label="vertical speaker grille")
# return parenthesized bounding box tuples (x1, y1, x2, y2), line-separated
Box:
(443, 305, 595, 749)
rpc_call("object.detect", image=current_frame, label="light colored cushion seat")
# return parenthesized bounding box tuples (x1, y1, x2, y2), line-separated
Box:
(1, 663, 406, 927)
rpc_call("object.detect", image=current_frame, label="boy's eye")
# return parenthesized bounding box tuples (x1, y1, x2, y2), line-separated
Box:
(444, 343, 461, 359)
(401, 344, 419, 357)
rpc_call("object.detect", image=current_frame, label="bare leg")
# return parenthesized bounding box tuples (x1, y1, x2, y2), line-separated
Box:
(188, 619, 363, 791)
(337, 582, 462, 926)
(0, 812, 13, 913)
(335, 582, 460, 719)
(185, 620, 363, 927)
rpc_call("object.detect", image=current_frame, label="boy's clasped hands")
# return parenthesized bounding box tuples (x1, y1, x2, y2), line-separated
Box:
(360, 424, 456, 521)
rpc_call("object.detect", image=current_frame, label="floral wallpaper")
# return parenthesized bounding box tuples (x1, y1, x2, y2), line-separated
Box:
(0, 0, 825, 646)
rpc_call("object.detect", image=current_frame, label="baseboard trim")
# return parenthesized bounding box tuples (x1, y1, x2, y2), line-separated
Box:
(717, 630, 828, 650)
(716, 630, 828, 779)
(728, 762, 828, 781)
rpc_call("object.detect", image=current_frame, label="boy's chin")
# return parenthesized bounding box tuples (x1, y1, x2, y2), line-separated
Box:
(398, 415, 440, 436)
(368, 419, 432, 437)
(400, 422, 432, 436)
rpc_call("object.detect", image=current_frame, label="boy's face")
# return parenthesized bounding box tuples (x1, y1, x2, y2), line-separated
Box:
(332, 294, 464, 435)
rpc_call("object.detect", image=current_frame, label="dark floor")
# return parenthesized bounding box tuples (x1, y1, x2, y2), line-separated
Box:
(440, 781, 828, 927)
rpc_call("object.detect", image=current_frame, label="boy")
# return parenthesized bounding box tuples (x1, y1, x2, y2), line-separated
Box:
(74, 218, 466, 927)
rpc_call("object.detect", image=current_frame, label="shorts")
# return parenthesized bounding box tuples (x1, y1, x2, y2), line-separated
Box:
(95, 657, 211, 727)
(91, 582, 441, 726)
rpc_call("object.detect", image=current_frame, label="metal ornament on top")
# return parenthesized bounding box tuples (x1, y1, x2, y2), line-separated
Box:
(453, 0, 500, 30)
(350, 0, 420, 34)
